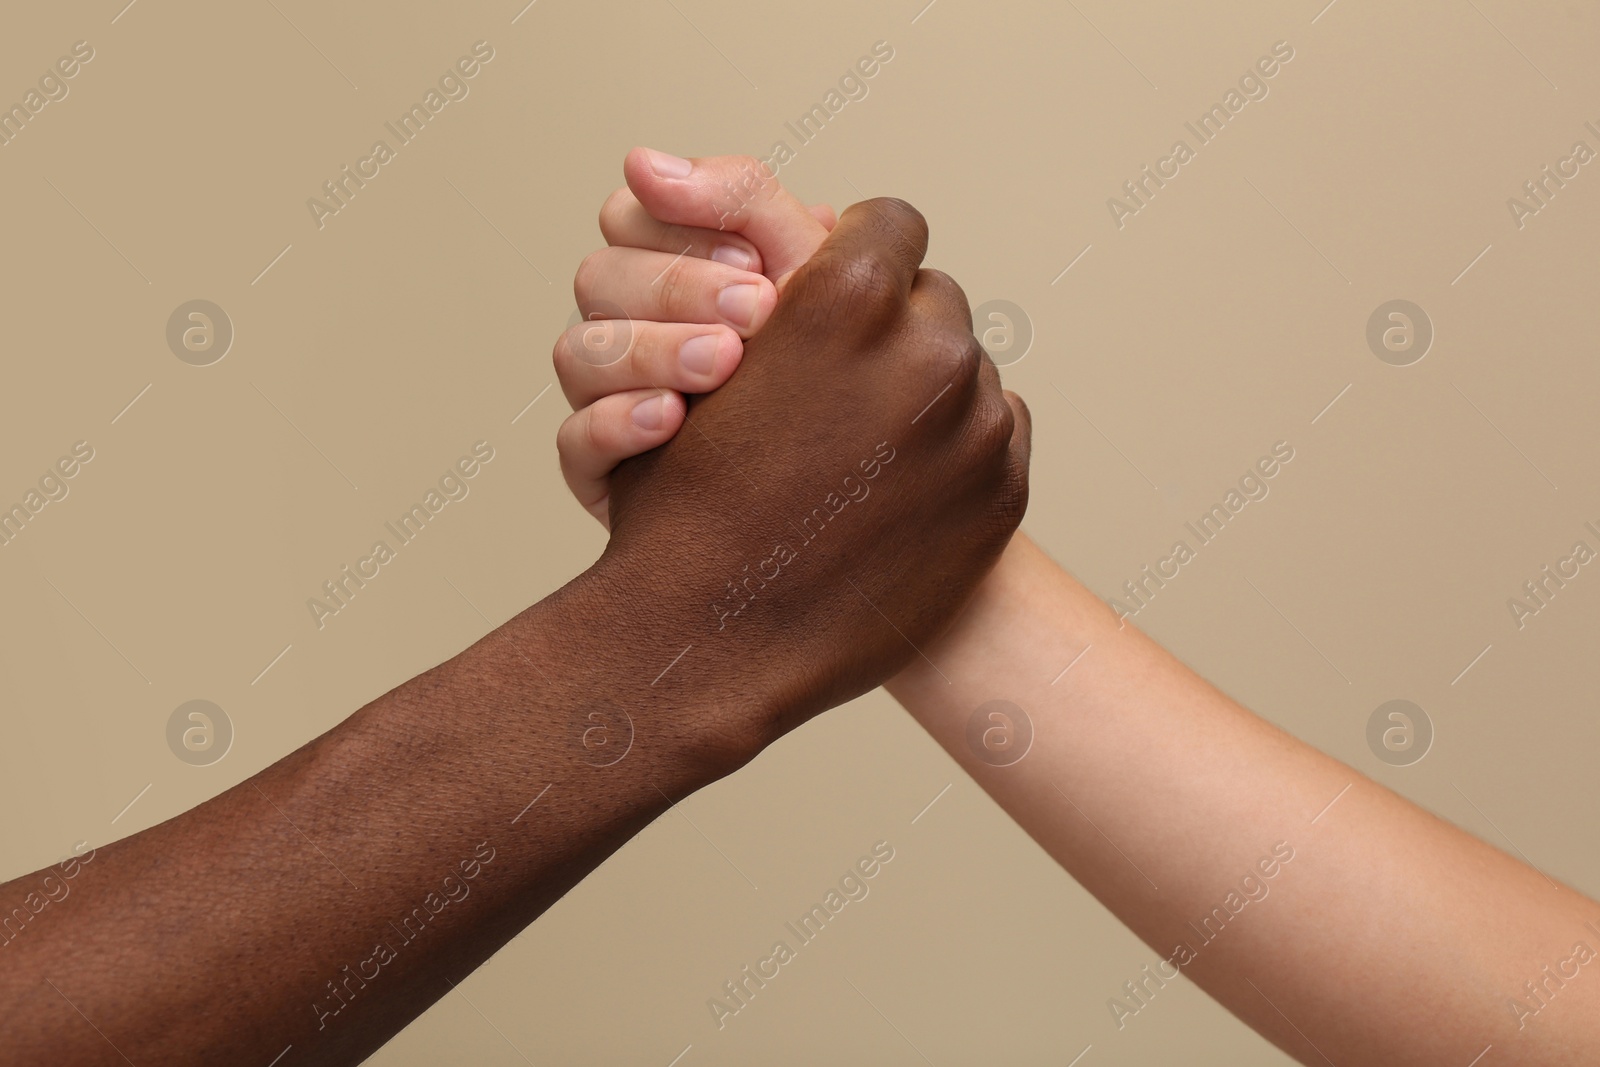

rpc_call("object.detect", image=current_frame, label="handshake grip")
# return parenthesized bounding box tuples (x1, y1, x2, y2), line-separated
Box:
(599, 198, 1031, 751)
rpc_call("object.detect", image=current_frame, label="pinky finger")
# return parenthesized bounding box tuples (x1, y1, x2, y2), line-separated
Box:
(556, 389, 686, 528)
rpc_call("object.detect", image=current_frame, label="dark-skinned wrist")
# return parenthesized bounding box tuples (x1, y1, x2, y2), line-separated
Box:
(489, 551, 781, 786)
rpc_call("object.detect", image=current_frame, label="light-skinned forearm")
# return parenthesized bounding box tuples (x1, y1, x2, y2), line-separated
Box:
(888, 533, 1600, 1065)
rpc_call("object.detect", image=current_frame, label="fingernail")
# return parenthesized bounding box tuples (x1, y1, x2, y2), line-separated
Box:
(645, 149, 693, 179)
(710, 245, 754, 271)
(631, 394, 667, 430)
(716, 283, 761, 329)
(679, 333, 721, 376)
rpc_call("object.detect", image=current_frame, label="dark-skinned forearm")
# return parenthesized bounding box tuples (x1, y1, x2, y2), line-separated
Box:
(1, 194, 1031, 1066)
(0, 561, 749, 1066)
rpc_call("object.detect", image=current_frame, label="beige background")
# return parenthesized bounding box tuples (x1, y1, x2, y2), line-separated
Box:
(2, 0, 1598, 1063)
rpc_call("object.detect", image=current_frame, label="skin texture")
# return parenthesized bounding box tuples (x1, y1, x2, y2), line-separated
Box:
(602, 196, 1030, 738)
(896, 538, 1600, 1066)
(0, 198, 1029, 1066)
(564, 148, 1600, 1065)
(555, 150, 839, 523)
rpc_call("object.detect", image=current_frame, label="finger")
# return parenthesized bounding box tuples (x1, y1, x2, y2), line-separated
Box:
(793, 197, 930, 305)
(1002, 389, 1033, 519)
(556, 389, 686, 527)
(1004, 390, 1032, 470)
(909, 267, 974, 333)
(554, 320, 742, 409)
(574, 246, 777, 336)
(906, 266, 986, 403)
(599, 187, 764, 274)
(622, 148, 830, 280)
(808, 203, 838, 231)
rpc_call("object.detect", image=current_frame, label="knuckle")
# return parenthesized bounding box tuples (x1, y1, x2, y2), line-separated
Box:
(923, 327, 979, 377)
(710, 156, 778, 229)
(594, 317, 638, 366)
(557, 404, 619, 469)
(579, 405, 608, 458)
(627, 326, 677, 383)
(950, 333, 987, 387)
(552, 328, 576, 377)
(597, 187, 633, 241)
(795, 253, 902, 336)
(653, 256, 692, 314)
(911, 327, 983, 403)
(669, 225, 706, 259)
(1006, 391, 1032, 437)
(991, 454, 1030, 531)
(726, 154, 763, 178)
(966, 392, 1016, 462)
(834, 251, 904, 312)
(918, 267, 970, 314)
(727, 155, 774, 195)
(554, 412, 585, 465)
(989, 393, 1018, 447)
(574, 248, 608, 302)
(620, 328, 649, 380)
